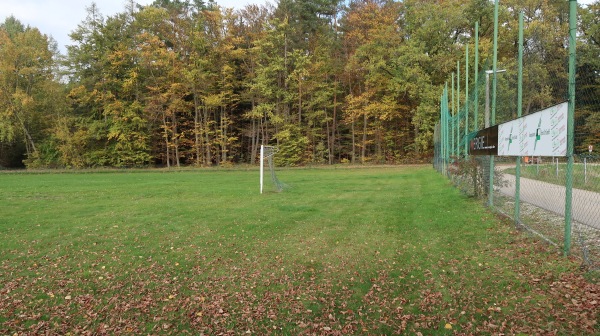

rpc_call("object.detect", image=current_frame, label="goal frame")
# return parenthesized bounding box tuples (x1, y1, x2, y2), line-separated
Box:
(260, 145, 281, 194)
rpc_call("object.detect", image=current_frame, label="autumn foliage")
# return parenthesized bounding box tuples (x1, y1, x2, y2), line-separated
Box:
(1, 0, 598, 168)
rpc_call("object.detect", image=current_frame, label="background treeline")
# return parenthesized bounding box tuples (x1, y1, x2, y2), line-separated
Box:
(1, 0, 598, 168)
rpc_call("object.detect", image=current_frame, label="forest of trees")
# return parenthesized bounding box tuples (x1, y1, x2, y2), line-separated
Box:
(0, 0, 598, 168)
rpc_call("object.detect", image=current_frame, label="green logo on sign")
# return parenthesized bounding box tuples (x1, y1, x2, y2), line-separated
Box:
(534, 117, 542, 151)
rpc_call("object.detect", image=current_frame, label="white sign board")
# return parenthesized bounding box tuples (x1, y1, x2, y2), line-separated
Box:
(497, 102, 568, 157)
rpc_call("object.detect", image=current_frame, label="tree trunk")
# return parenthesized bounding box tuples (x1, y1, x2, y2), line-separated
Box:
(326, 118, 331, 165)
(414, 123, 420, 156)
(250, 98, 258, 164)
(162, 113, 171, 168)
(13, 111, 37, 156)
(298, 77, 302, 124)
(221, 106, 227, 163)
(376, 123, 382, 163)
(173, 116, 180, 167)
(361, 113, 367, 163)
(194, 92, 202, 166)
(204, 106, 211, 166)
(329, 82, 337, 165)
(351, 120, 356, 164)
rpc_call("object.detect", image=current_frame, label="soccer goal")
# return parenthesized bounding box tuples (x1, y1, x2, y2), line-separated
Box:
(260, 145, 284, 194)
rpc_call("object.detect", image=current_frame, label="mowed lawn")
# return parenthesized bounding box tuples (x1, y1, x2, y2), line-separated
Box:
(0, 166, 598, 335)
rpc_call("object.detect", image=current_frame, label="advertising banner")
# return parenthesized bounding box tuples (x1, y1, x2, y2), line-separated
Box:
(469, 125, 498, 156)
(497, 102, 568, 157)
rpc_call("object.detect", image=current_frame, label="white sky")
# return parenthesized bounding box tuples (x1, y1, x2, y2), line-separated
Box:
(1, 0, 596, 54)
(1, 0, 270, 54)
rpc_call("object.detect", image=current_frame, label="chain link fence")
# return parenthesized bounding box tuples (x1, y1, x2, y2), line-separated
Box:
(434, 1, 600, 270)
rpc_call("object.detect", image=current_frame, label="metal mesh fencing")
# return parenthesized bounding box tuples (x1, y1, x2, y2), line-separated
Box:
(433, 1, 600, 270)
(492, 6, 571, 252)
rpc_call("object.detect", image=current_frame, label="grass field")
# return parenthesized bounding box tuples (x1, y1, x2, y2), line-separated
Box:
(1, 166, 598, 335)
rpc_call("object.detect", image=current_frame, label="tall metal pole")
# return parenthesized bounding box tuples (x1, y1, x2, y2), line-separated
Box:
(457, 60, 461, 157)
(445, 84, 450, 174)
(485, 73, 490, 128)
(515, 12, 524, 226)
(446, 83, 450, 167)
(441, 94, 446, 174)
(489, 0, 500, 207)
(492, 0, 499, 127)
(564, 0, 577, 255)
(451, 73, 456, 157)
(474, 22, 480, 131)
(485, 70, 505, 127)
(440, 94, 444, 173)
(465, 44, 470, 157)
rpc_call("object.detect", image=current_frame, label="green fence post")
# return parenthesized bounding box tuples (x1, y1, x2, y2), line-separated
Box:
(457, 60, 461, 158)
(474, 22, 479, 132)
(564, 0, 576, 255)
(436, 93, 444, 173)
(488, 0, 500, 207)
(446, 84, 451, 174)
(465, 45, 470, 157)
(491, 1, 499, 127)
(438, 94, 442, 170)
(441, 92, 446, 175)
(451, 73, 455, 158)
(444, 90, 448, 175)
(515, 12, 524, 226)
(440, 85, 448, 175)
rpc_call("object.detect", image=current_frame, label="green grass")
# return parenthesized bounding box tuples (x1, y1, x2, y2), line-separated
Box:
(0, 166, 597, 335)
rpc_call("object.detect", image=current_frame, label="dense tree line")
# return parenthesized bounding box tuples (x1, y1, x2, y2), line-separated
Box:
(0, 0, 598, 168)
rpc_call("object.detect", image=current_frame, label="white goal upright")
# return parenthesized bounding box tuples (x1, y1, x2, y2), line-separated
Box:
(260, 145, 284, 194)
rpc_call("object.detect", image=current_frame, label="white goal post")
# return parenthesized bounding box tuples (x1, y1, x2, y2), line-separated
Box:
(260, 145, 284, 194)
